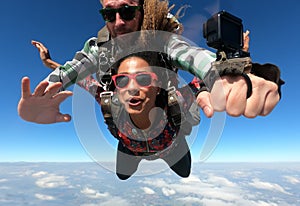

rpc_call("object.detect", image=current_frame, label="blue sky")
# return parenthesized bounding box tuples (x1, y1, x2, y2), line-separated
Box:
(1, 0, 299, 162)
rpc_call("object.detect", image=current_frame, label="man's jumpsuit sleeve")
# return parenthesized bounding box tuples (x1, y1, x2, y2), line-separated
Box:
(165, 34, 216, 80)
(43, 37, 99, 90)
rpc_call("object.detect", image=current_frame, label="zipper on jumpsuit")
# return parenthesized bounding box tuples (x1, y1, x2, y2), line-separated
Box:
(141, 130, 150, 153)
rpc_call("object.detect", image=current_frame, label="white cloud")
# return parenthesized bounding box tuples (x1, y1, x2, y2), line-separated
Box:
(177, 196, 280, 206)
(144, 176, 242, 202)
(141, 187, 155, 195)
(207, 175, 237, 187)
(162, 187, 176, 196)
(142, 174, 283, 205)
(81, 204, 99, 206)
(0, 179, 8, 183)
(249, 178, 291, 195)
(141, 168, 295, 206)
(204, 189, 242, 202)
(19, 169, 35, 177)
(98, 197, 131, 206)
(35, 174, 68, 188)
(231, 171, 249, 178)
(176, 196, 203, 204)
(247, 200, 279, 206)
(0, 198, 10, 203)
(32, 171, 48, 177)
(35, 193, 56, 201)
(201, 198, 233, 206)
(180, 174, 202, 184)
(283, 175, 300, 184)
(81, 187, 98, 195)
(80, 187, 109, 199)
(141, 178, 168, 187)
(80, 186, 130, 206)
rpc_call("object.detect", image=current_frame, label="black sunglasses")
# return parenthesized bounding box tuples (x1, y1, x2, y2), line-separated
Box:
(99, 5, 141, 22)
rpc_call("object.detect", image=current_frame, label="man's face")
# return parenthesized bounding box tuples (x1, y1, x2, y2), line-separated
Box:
(102, 0, 142, 38)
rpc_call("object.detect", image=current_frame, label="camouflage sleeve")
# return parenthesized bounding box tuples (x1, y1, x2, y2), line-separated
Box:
(165, 34, 216, 80)
(43, 37, 100, 90)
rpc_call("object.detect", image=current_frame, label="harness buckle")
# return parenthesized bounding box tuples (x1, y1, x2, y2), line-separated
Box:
(100, 91, 113, 98)
(100, 91, 114, 119)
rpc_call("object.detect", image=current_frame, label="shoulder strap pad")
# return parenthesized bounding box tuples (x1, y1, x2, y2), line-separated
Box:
(97, 26, 110, 44)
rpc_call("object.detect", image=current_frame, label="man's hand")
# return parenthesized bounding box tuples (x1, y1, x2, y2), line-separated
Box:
(243, 30, 250, 52)
(18, 77, 73, 124)
(31, 40, 61, 69)
(197, 74, 280, 118)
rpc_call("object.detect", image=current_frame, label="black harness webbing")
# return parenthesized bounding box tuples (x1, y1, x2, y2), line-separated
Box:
(167, 86, 185, 127)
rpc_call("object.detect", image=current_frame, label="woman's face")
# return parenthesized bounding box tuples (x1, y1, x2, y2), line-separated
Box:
(116, 56, 160, 116)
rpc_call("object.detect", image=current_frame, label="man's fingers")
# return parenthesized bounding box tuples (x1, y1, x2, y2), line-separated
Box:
(259, 82, 280, 116)
(261, 91, 279, 116)
(37, 43, 47, 52)
(32, 40, 46, 52)
(32, 40, 41, 50)
(31, 40, 37, 46)
(52, 91, 73, 104)
(56, 113, 72, 123)
(225, 78, 247, 117)
(196, 91, 214, 118)
(243, 87, 264, 118)
(243, 30, 250, 52)
(210, 78, 227, 112)
(242, 75, 275, 118)
(32, 80, 49, 97)
(21, 77, 32, 98)
(43, 82, 63, 98)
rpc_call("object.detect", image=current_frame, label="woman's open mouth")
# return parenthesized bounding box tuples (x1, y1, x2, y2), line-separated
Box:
(127, 98, 143, 107)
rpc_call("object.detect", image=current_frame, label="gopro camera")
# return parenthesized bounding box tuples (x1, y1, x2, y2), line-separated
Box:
(203, 10, 249, 60)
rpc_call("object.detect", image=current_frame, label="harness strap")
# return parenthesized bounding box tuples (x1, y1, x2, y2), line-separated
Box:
(97, 26, 110, 44)
(100, 91, 115, 135)
(167, 86, 185, 127)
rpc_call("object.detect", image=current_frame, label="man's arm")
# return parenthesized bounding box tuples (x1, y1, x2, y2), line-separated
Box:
(43, 37, 100, 90)
(18, 38, 106, 124)
(32, 40, 61, 69)
(166, 31, 250, 81)
(166, 34, 216, 80)
(32, 39, 103, 104)
(167, 32, 283, 118)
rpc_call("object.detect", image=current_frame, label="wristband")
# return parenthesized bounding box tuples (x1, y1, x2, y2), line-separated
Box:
(202, 51, 252, 92)
(199, 52, 253, 98)
(241, 73, 252, 98)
